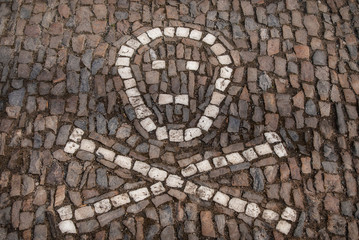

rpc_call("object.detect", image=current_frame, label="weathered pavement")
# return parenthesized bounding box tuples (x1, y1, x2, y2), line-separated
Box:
(0, 0, 359, 239)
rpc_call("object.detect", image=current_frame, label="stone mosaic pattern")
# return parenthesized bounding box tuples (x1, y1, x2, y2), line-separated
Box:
(0, 0, 359, 239)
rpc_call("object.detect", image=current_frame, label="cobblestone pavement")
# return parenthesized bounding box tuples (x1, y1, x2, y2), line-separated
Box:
(0, 0, 359, 239)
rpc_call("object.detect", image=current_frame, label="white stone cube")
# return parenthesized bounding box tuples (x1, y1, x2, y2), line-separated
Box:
(254, 143, 272, 155)
(114, 155, 132, 169)
(148, 167, 168, 181)
(196, 160, 212, 172)
(69, 128, 84, 142)
(140, 117, 157, 132)
(126, 39, 141, 49)
(74, 206, 94, 220)
(150, 182, 166, 195)
(134, 105, 152, 119)
(133, 161, 151, 176)
(210, 92, 226, 105)
(225, 152, 245, 165)
(210, 43, 226, 55)
(166, 174, 184, 188)
(228, 198, 247, 212)
(118, 45, 134, 57)
(281, 207, 297, 222)
(245, 203, 261, 218)
(94, 199, 111, 214)
(147, 28, 163, 39)
(156, 126, 168, 140)
(184, 128, 202, 141)
(276, 220, 291, 235)
(262, 209, 279, 222)
(126, 87, 141, 97)
(181, 164, 198, 177)
(59, 220, 77, 234)
(220, 66, 233, 78)
(197, 186, 215, 201)
(111, 193, 131, 207)
(116, 57, 130, 66)
(242, 148, 258, 161)
(175, 94, 189, 105)
(215, 78, 231, 91)
(80, 139, 96, 153)
(189, 29, 203, 40)
(202, 33, 216, 45)
(64, 142, 80, 154)
(218, 55, 232, 65)
(129, 187, 150, 202)
(57, 205, 72, 221)
(96, 147, 116, 161)
(152, 60, 166, 69)
(204, 104, 219, 118)
(123, 78, 136, 89)
(137, 32, 151, 45)
(164, 27, 175, 37)
(158, 94, 173, 105)
(129, 96, 144, 107)
(176, 27, 190, 37)
(197, 116, 213, 131)
(213, 156, 228, 168)
(169, 129, 184, 142)
(184, 181, 198, 195)
(186, 61, 200, 71)
(213, 191, 230, 206)
(264, 132, 281, 143)
(118, 67, 132, 79)
(260, 28, 269, 40)
(274, 143, 287, 158)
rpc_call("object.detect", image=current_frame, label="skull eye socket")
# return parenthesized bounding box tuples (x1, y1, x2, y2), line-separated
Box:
(118, 27, 235, 142)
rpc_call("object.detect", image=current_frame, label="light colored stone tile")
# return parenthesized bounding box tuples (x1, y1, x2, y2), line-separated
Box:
(57, 205, 73, 221)
(126, 39, 141, 49)
(59, 220, 77, 234)
(169, 129, 184, 142)
(164, 27, 175, 37)
(152, 60, 166, 69)
(225, 152, 245, 165)
(176, 27, 190, 37)
(274, 143, 287, 157)
(74, 206, 94, 221)
(111, 193, 131, 207)
(197, 116, 213, 131)
(116, 57, 130, 66)
(210, 43, 226, 55)
(245, 203, 261, 218)
(94, 199, 111, 214)
(218, 55, 232, 65)
(118, 67, 132, 79)
(228, 198, 247, 212)
(189, 29, 202, 40)
(134, 105, 152, 119)
(260, 28, 269, 40)
(114, 155, 132, 169)
(140, 117, 157, 132)
(242, 148, 258, 161)
(196, 160, 212, 172)
(129, 187, 150, 202)
(123, 78, 136, 89)
(202, 33, 216, 45)
(276, 220, 291, 235)
(80, 139, 96, 153)
(281, 207, 297, 222)
(64, 142, 80, 154)
(158, 94, 173, 105)
(137, 33, 151, 45)
(220, 66, 233, 78)
(150, 182, 166, 195)
(184, 181, 198, 195)
(175, 94, 189, 105)
(254, 143, 272, 155)
(133, 161, 151, 176)
(262, 209, 279, 222)
(96, 147, 116, 161)
(197, 186, 215, 201)
(118, 45, 135, 57)
(184, 128, 202, 141)
(166, 174, 184, 188)
(215, 78, 230, 91)
(126, 87, 141, 97)
(148, 167, 168, 181)
(210, 91, 226, 105)
(181, 164, 198, 177)
(264, 132, 281, 143)
(69, 128, 84, 142)
(156, 126, 168, 140)
(147, 28, 163, 39)
(213, 156, 228, 168)
(129, 96, 144, 107)
(213, 191, 230, 206)
(186, 61, 200, 71)
(204, 104, 219, 118)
